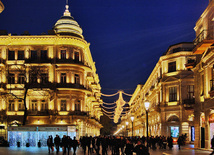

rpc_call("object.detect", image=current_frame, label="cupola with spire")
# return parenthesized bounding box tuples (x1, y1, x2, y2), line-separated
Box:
(53, 2, 83, 39)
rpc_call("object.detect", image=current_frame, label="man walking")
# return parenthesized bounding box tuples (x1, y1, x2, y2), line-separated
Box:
(54, 135, 61, 154)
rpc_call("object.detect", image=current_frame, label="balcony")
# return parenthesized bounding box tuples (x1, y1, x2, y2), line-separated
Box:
(56, 83, 90, 90)
(69, 111, 89, 116)
(25, 82, 55, 90)
(25, 58, 54, 64)
(56, 58, 84, 65)
(28, 110, 50, 116)
(183, 99, 195, 109)
(193, 30, 214, 54)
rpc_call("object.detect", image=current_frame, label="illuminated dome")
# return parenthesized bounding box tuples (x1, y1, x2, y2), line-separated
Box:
(0, 0, 4, 13)
(53, 4, 83, 39)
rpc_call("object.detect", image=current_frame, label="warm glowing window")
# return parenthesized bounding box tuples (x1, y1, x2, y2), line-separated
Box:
(74, 74, 80, 84)
(8, 100, 15, 111)
(31, 100, 37, 111)
(8, 74, 15, 84)
(187, 85, 194, 99)
(18, 74, 25, 84)
(61, 100, 66, 111)
(18, 100, 24, 111)
(61, 50, 66, 59)
(60, 73, 66, 83)
(18, 51, 24, 60)
(41, 100, 48, 111)
(169, 87, 177, 102)
(75, 100, 81, 111)
(75, 51, 79, 61)
(8, 50, 15, 60)
(168, 62, 176, 73)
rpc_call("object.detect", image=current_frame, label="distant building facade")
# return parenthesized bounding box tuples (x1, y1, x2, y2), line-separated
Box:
(0, 4, 102, 147)
(121, 43, 195, 142)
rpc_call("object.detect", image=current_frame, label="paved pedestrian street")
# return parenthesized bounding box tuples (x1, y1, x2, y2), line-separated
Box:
(0, 145, 212, 155)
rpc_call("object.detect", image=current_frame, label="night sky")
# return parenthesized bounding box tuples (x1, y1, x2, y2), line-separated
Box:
(0, 0, 208, 98)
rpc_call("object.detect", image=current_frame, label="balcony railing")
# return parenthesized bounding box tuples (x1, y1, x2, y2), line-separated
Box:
(25, 58, 54, 64)
(183, 98, 195, 109)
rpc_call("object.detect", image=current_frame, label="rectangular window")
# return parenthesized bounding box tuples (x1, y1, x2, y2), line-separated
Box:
(61, 50, 66, 59)
(74, 52, 79, 61)
(31, 50, 37, 60)
(18, 74, 25, 84)
(18, 51, 24, 60)
(8, 100, 15, 111)
(201, 74, 204, 95)
(18, 100, 24, 111)
(8, 51, 15, 60)
(41, 50, 48, 60)
(31, 74, 37, 83)
(61, 73, 66, 83)
(187, 85, 194, 99)
(41, 100, 48, 111)
(168, 61, 176, 73)
(31, 100, 37, 111)
(41, 73, 48, 83)
(8, 74, 15, 84)
(75, 100, 81, 111)
(61, 100, 66, 111)
(169, 87, 177, 102)
(74, 74, 80, 84)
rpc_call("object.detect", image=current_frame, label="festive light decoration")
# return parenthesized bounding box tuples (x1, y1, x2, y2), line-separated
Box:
(100, 90, 132, 123)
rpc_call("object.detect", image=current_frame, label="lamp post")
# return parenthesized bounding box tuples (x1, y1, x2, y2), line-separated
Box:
(126, 121, 129, 137)
(144, 101, 150, 152)
(130, 116, 134, 137)
(122, 125, 125, 136)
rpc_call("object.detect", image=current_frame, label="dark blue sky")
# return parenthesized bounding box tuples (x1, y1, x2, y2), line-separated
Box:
(0, 0, 208, 96)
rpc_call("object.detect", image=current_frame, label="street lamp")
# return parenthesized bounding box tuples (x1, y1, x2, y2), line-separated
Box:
(130, 116, 134, 137)
(126, 121, 129, 137)
(144, 101, 150, 152)
(122, 125, 125, 136)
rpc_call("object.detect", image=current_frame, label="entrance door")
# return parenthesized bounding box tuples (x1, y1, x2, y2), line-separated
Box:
(201, 127, 205, 148)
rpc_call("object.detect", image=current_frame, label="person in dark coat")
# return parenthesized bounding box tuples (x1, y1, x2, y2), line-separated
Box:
(54, 135, 61, 154)
(134, 140, 149, 155)
(167, 136, 173, 150)
(125, 139, 134, 155)
(62, 135, 68, 155)
(47, 135, 53, 154)
(177, 136, 182, 150)
(210, 135, 214, 155)
(72, 137, 79, 155)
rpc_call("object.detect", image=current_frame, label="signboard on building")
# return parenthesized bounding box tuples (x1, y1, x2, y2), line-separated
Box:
(8, 126, 37, 131)
(38, 127, 67, 131)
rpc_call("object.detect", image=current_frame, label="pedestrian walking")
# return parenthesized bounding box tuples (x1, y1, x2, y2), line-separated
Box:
(125, 139, 134, 155)
(54, 135, 61, 154)
(47, 135, 53, 154)
(62, 135, 68, 155)
(72, 137, 79, 155)
(177, 136, 182, 150)
(134, 140, 149, 155)
(210, 135, 214, 155)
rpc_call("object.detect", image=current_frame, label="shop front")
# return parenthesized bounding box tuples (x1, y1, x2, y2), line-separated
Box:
(8, 126, 77, 147)
(209, 113, 214, 145)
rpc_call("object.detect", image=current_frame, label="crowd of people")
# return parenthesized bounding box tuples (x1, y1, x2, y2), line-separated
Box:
(47, 134, 187, 155)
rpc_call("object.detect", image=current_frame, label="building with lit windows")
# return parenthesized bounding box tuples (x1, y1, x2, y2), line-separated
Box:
(0, 4, 102, 147)
(120, 42, 195, 142)
(0, 0, 4, 13)
(192, 0, 214, 149)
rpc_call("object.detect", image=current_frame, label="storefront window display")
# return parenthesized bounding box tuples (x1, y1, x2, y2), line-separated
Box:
(170, 126, 179, 138)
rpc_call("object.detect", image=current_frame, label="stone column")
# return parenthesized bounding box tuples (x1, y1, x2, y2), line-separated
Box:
(194, 109, 201, 149)
(205, 109, 210, 149)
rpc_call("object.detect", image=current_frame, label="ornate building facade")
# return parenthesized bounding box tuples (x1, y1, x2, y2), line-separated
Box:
(0, 4, 102, 147)
(192, 0, 214, 149)
(120, 43, 195, 142)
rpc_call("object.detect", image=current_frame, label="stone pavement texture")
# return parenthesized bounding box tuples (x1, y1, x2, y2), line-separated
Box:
(0, 145, 212, 155)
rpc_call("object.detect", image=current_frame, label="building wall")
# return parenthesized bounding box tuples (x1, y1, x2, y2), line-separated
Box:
(0, 35, 102, 139)
(120, 43, 195, 142)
